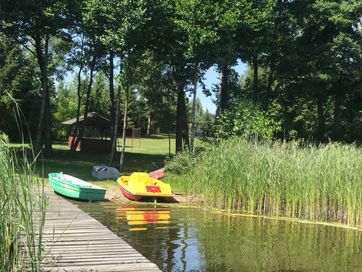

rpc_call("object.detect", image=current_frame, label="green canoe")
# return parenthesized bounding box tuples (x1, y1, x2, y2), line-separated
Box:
(48, 172, 106, 201)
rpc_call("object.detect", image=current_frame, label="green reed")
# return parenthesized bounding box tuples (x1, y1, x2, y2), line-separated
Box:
(176, 138, 362, 225)
(0, 140, 47, 271)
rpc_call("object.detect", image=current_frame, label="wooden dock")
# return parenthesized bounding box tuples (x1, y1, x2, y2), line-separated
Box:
(38, 189, 160, 272)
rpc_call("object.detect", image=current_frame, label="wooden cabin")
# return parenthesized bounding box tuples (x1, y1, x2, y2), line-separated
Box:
(62, 112, 112, 152)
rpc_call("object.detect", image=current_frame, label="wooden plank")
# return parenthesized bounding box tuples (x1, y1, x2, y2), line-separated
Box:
(41, 263, 160, 272)
(42, 250, 138, 256)
(36, 188, 160, 271)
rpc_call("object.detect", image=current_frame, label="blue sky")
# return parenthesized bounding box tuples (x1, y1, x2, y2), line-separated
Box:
(61, 59, 247, 114)
(195, 60, 247, 113)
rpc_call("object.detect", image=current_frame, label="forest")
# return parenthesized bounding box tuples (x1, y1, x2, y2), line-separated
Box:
(1, 2, 362, 271)
(0, 0, 362, 155)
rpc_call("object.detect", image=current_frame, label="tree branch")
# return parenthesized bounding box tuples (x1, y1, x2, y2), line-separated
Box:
(20, 40, 37, 57)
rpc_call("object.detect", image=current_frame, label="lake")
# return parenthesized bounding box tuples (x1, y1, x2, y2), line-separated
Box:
(73, 201, 362, 272)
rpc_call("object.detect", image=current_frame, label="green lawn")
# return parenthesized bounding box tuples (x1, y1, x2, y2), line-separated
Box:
(11, 134, 189, 194)
(123, 134, 175, 155)
(13, 134, 175, 183)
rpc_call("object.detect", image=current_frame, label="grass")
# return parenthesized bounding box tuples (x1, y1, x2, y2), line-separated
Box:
(167, 138, 362, 226)
(126, 134, 175, 155)
(0, 141, 46, 271)
(11, 134, 175, 188)
(163, 174, 189, 193)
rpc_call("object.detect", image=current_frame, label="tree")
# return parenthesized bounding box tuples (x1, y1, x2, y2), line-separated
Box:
(145, 0, 218, 152)
(133, 50, 177, 135)
(0, 0, 78, 153)
(84, 0, 147, 167)
(0, 35, 40, 140)
(53, 80, 78, 139)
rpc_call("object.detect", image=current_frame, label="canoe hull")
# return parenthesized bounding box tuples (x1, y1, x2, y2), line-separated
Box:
(48, 173, 106, 201)
(119, 186, 142, 201)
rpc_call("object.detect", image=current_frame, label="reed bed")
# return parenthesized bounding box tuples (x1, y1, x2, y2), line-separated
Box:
(0, 140, 47, 271)
(173, 139, 362, 226)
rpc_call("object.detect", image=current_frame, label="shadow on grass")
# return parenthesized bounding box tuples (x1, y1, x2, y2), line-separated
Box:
(142, 134, 175, 140)
(33, 149, 168, 181)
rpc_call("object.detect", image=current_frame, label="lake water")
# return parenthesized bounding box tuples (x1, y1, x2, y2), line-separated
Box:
(72, 201, 362, 272)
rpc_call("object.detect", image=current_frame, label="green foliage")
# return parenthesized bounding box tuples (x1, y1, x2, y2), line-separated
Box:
(1, 0, 362, 147)
(176, 138, 362, 225)
(83, 0, 146, 53)
(53, 80, 79, 139)
(165, 152, 199, 175)
(0, 36, 40, 141)
(89, 73, 111, 117)
(187, 98, 214, 134)
(214, 100, 280, 141)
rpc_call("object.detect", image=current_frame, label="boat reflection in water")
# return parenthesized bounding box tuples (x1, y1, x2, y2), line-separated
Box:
(119, 204, 171, 231)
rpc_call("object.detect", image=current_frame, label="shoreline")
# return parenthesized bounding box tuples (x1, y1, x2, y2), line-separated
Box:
(47, 182, 361, 231)
(104, 183, 202, 204)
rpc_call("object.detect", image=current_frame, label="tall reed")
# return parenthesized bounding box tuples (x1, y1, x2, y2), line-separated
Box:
(173, 138, 362, 225)
(0, 140, 47, 271)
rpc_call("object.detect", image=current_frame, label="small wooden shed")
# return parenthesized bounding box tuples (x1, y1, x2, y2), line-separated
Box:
(62, 112, 112, 152)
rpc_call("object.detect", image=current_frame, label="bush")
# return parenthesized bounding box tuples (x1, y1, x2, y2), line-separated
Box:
(165, 151, 199, 175)
(214, 100, 281, 141)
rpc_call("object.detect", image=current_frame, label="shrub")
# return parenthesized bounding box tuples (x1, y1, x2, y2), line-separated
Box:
(165, 151, 199, 175)
(214, 100, 281, 141)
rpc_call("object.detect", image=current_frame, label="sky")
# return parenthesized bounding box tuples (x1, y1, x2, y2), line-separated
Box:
(195, 60, 247, 113)
(61, 59, 247, 114)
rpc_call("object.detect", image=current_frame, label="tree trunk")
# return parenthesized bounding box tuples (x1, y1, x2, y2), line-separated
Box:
(216, 65, 229, 116)
(70, 64, 83, 152)
(252, 55, 258, 104)
(168, 131, 171, 157)
(73, 55, 96, 149)
(120, 86, 129, 170)
(176, 85, 189, 152)
(43, 34, 52, 154)
(333, 91, 343, 140)
(109, 51, 115, 140)
(109, 52, 119, 164)
(190, 78, 197, 152)
(33, 33, 50, 154)
(109, 84, 121, 164)
(264, 57, 275, 111)
(146, 112, 151, 136)
(317, 95, 325, 142)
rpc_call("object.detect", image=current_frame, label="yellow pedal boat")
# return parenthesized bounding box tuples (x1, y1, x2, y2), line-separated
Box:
(117, 172, 174, 201)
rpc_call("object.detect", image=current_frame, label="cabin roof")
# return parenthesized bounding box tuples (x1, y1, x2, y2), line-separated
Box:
(62, 112, 110, 127)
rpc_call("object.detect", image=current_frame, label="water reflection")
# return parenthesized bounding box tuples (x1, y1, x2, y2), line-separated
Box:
(73, 201, 362, 272)
(119, 205, 171, 228)
(75, 201, 203, 271)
